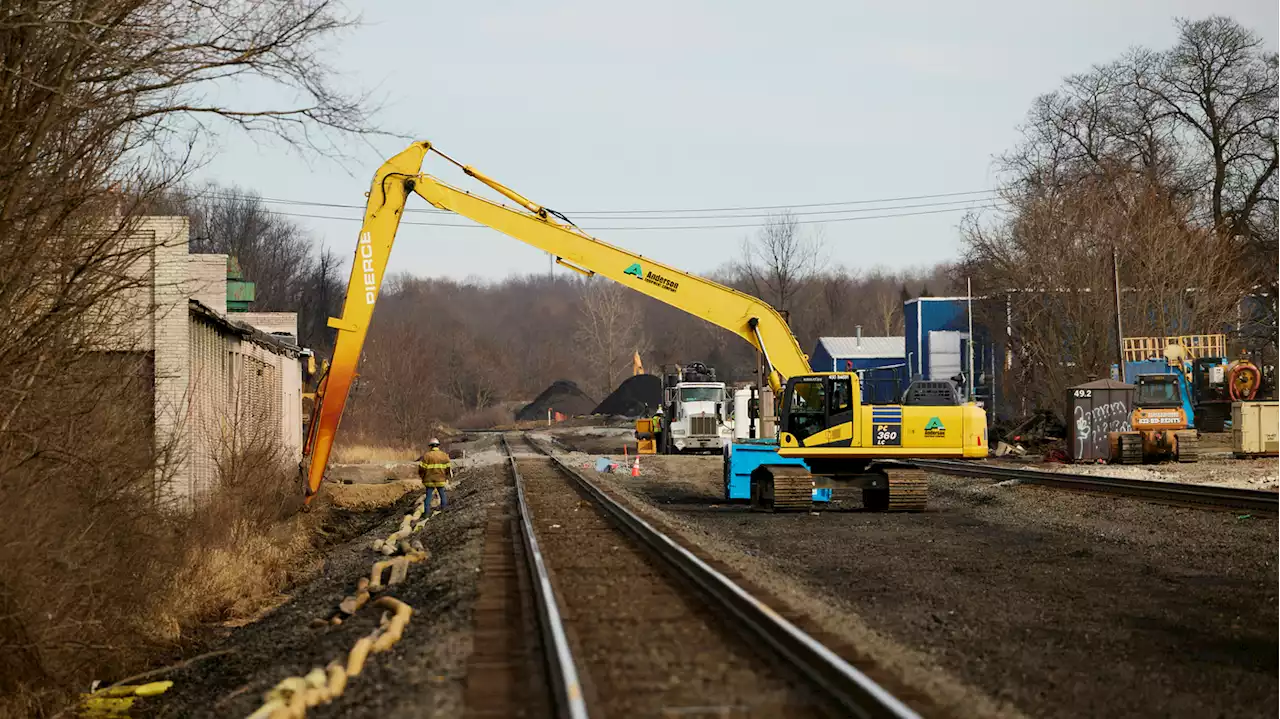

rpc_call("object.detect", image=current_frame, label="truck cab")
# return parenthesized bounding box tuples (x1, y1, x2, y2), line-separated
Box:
(662, 363, 733, 454)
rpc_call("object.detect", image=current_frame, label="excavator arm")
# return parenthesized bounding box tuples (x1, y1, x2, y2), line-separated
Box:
(303, 141, 810, 500)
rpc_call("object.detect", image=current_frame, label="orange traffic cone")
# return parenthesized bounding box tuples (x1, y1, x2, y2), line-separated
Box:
(631, 456, 640, 477)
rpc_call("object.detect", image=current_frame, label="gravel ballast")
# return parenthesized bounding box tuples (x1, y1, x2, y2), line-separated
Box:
(519, 454, 828, 717)
(585, 452, 1277, 719)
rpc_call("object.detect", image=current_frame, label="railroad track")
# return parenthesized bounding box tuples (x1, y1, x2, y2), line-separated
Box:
(907, 458, 1278, 514)
(475, 432, 918, 719)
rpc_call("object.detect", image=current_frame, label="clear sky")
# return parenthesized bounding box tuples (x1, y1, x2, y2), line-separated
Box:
(194, 0, 1279, 282)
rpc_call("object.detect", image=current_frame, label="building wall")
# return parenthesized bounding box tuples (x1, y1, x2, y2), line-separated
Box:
(187, 254, 228, 316)
(187, 311, 303, 501)
(101, 216, 301, 507)
(149, 217, 196, 505)
(237, 312, 299, 341)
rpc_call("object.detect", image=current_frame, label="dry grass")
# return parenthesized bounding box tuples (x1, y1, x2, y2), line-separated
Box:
(159, 516, 320, 634)
(325, 479, 422, 512)
(455, 405, 514, 429)
(0, 433, 332, 717)
(331, 443, 422, 463)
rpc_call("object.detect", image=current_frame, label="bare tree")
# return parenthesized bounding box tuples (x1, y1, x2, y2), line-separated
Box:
(734, 211, 826, 318)
(574, 281, 649, 397)
(0, 2, 377, 711)
(179, 184, 317, 309)
(964, 173, 1249, 413)
(1144, 18, 1278, 243)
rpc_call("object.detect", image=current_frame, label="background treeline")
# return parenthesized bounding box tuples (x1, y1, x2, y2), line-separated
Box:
(186, 16, 1275, 443)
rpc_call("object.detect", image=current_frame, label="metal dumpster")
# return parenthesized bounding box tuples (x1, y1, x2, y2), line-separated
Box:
(1233, 401, 1279, 457)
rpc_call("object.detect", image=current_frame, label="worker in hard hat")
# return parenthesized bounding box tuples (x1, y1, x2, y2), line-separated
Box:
(417, 439, 454, 515)
(652, 406, 665, 453)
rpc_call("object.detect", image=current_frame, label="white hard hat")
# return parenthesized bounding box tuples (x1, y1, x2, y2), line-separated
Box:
(655, 407, 664, 414)
(428, 438, 440, 446)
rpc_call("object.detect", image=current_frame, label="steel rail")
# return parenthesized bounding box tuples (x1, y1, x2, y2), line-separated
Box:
(906, 458, 1277, 514)
(519, 434, 920, 719)
(499, 435, 590, 719)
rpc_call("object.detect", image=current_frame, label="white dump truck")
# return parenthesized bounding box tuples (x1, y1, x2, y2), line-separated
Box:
(660, 362, 734, 454)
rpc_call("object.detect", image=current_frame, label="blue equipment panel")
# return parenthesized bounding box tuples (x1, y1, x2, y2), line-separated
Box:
(723, 440, 831, 503)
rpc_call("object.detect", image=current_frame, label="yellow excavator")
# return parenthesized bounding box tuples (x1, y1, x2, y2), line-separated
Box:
(302, 142, 988, 511)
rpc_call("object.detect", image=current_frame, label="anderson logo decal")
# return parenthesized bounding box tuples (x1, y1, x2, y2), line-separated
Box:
(924, 416, 946, 438)
(359, 231, 377, 304)
(624, 262, 679, 292)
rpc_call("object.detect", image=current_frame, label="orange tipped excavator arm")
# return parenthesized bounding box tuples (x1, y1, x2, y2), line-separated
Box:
(302, 141, 810, 501)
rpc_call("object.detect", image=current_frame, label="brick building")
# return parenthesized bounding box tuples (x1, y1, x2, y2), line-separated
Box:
(113, 217, 303, 507)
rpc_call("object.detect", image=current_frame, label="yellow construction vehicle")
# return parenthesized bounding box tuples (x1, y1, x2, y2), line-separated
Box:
(303, 142, 987, 511)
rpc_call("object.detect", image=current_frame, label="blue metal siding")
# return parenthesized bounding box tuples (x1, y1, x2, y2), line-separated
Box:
(905, 302, 920, 378)
(903, 297, 1008, 420)
(845, 357, 899, 371)
(905, 298, 968, 379)
(860, 365, 908, 404)
(810, 344, 836, 372)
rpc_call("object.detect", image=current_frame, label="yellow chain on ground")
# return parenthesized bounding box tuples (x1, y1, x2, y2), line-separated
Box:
(245, 498, 434, 718)
(78, 681, 174, 718)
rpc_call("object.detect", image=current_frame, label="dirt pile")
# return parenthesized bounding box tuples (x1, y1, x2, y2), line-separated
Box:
(515, 380, 596, 421)
(593, 374, 663, 418)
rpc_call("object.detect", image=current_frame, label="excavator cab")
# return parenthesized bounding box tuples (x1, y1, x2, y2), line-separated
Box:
(781, 375, 854, 446)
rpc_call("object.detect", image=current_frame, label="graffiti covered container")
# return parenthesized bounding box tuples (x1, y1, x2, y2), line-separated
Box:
(1067, 378, 1135, 462)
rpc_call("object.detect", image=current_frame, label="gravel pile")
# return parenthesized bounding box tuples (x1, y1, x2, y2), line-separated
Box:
(591, 374, 662, 418)
(514, 380, 596, 421)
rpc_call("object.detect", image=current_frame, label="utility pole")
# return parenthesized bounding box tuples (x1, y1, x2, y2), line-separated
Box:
(1112, 245, 1125, 383)
(966, 276, 975, 401)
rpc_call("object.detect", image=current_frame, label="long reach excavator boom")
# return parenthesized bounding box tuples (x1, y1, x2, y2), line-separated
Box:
(303, 141, 812, 501)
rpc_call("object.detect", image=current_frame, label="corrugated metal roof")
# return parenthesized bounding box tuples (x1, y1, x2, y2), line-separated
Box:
(816, 336, 905, 359)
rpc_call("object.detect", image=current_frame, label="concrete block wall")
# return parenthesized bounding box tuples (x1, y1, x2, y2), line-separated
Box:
(147, 217, 196, 506)
(97, 216, 303, 507)
(187, 254, 228, 316)
(237, 312, 299, 342)
(187, 311, 304, 502)
(188, 311, 228, 499)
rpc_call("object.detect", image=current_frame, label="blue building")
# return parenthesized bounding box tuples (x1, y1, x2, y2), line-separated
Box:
(904, 297, 1002, 415)
(811, 334, 907, 405)
(810, 335, 905, 372)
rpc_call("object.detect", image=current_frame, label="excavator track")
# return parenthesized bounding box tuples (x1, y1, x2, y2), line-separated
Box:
(862, 468, 929, 512)
(1176, 431, 1200, 463)
(750, 465, 814, 513)
(1116, 434, 1143, 464)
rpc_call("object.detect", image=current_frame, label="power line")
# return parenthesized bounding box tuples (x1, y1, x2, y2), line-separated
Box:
(260, 201, 1006, 232)
(190, 187, 1000, 219)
